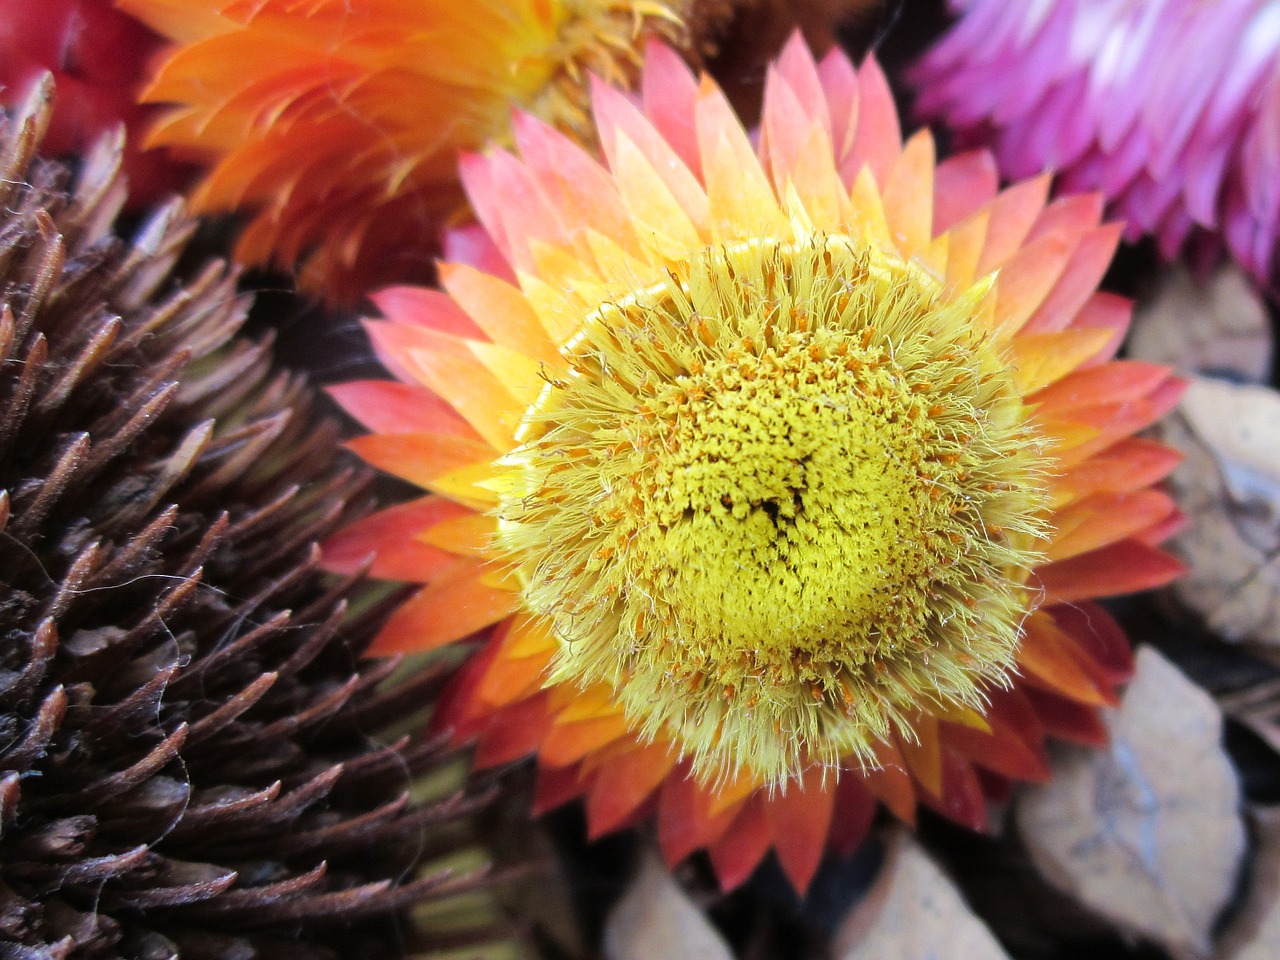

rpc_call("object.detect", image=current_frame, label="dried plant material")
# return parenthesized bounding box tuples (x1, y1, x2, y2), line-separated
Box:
(1158, 377, 1280, 646)
(1218, 807, 1280, 960)
(834, 832, 1011, 960)
(0, 83, 507, 959)
(603, 850, 733, 960)
(1017, 647, 1245, 959)
(1130, 265, 1272, 383)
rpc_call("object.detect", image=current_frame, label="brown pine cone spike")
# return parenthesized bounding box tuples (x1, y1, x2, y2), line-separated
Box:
(0, 79, 510, 960)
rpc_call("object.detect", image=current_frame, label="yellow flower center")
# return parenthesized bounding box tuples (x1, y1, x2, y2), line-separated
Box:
(498, 237, 1052, 785)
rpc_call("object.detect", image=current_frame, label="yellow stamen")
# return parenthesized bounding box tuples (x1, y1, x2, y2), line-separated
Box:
(498, 235, 1052, 786)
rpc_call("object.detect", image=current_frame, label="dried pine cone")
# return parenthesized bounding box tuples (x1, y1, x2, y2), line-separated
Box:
(0, 79, 506, 959)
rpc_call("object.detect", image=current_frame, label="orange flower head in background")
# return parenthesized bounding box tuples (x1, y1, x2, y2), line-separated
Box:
(119, 0, 740, 303)
(326, 36, 1188, 892)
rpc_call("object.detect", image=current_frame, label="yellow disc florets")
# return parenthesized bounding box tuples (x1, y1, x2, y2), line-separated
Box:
(498, 236, 1053, 786)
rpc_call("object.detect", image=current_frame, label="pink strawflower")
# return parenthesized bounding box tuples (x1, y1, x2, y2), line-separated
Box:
(914, 0, 1280, 288)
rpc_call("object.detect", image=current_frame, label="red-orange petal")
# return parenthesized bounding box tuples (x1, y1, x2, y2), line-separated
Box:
(320, 496, 470, 582)
(369, 560, 519, 655)
(708, 797, 772, 891)
(586, 741, 677, 838)
(1036, 538, 1186, 604)
(764, 773, 836, 892)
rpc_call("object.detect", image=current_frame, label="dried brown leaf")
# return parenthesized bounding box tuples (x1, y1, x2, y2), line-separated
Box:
(834, 832, 1010, 960)
(603, 850, 733, 960)
(1218, 807, 1280, 960)
(1017, 647, 1246, 959)
(1131, 264, 1272, 382)
(1158, 377, 1280, 646)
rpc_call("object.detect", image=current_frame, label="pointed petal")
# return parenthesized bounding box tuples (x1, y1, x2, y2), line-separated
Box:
(934, 150, 999, 234)
(439, 261, 560, 364)
(586, 741, 677, 837)
(764, 774, 835, 892)
(327, 380, 470, 438)
(1018, 612, 1112, 707)
(1036, 539, 1186, 604)
(1012, 328, 1116, 394)
(881, 130, 935, 258)
(708, 798, 771, 891)
(1046, 489, 1178, 562)
(370, 561, 518, 655)
(321, 496, 470, 582)
(345, 432, 495, 489)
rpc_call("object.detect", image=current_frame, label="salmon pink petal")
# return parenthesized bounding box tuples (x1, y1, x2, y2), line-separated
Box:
(934, 150, 999, 233)
(327, 380, 472, 437)
(1030, 361, 1173, 416)
(845, 56, 900, 187)
(320, 496, 471, 582)
(444, 223, 517, 284)
(817, 45, 860, 176)
(1020, 223, 1124, 335)
(641, 40, 701, 177)
(371, 285, 486, 338)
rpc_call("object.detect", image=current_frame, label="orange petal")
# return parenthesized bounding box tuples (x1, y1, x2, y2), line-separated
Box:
(401, 345, 526, 450)
(1050, 601, 1135, 687)
(974, 174, 1050, 275)
(438, 261, 559, 365)
(1047, 488, 1179, 562)
(862, 738, 916, 825)
(320, 496, 470, 582)
(369, 560, 518, 655)
(990, 231, 1075, 339)
(586, 741, 678, 838)
(540, 712, 632, 767)
(1031, 361, 1172, 416)
(1018, 613, 1112, 707)
(881, 129, 935, 258)
(1035, 539, 1186, 604)
(945, 700, 1050, 782)
(345, 431, 495, 489)
(1049, 437, 1182, 505)
(1011, 328, 1116, 394)
(764, 773, 836, 892)
(897, 714, 943, 799)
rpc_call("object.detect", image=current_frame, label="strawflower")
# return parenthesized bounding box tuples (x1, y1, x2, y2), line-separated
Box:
(914, 0, 1280, 289)
(328, 36, 1187, 892)
(119, 0, 744, 303)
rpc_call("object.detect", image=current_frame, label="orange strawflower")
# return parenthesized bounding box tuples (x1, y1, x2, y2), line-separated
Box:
(326, 36, 1187, 892)
(120, 0, 739, 303)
